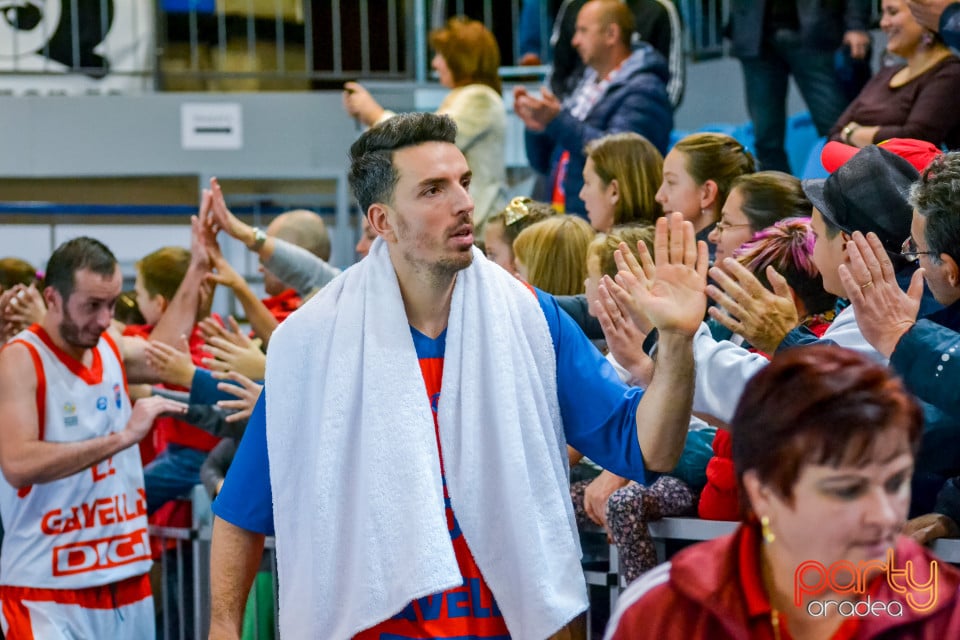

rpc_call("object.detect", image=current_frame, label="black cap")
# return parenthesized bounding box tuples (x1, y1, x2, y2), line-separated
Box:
(802, 145, 918, 254)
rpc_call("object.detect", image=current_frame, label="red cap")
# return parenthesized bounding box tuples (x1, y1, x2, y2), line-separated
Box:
(821, 138, 942, 173)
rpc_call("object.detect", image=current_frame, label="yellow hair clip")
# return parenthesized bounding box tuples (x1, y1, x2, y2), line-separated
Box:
(504, 197, 532, 226)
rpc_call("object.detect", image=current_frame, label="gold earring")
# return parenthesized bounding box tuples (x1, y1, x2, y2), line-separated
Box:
(760, 515, 776, 544)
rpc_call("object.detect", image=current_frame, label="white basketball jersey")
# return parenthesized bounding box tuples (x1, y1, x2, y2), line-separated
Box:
(0, 326, 151, 589)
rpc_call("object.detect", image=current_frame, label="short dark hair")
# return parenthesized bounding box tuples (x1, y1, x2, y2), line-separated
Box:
(910, 151, 960, 267)
(44, 237, 118, 300)
(348, 112, 458, 214)
(732, 345, 922, 517)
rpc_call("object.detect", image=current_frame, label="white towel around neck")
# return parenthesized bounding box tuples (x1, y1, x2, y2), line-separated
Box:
(265, 238, 587, 639)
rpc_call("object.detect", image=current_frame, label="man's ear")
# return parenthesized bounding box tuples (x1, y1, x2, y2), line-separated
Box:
(367, 204, 396, 243)
(605, 23, 620, 46)
(157, 295, 170, 315)
(43, 287, 60, 312)
(941, 253, 959, 288)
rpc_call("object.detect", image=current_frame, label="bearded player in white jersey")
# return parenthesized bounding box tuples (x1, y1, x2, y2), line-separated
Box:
(0, 237, 187, 639)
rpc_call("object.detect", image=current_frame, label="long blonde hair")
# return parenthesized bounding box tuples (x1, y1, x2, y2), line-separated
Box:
(513, 215, 596, 295)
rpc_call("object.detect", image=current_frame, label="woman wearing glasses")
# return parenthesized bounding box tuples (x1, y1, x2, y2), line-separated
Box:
(707, 172, 811, 266)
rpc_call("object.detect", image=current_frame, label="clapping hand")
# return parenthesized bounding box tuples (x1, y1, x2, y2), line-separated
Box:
(706, 259, 799, 354)
(838, 231, 923, 358)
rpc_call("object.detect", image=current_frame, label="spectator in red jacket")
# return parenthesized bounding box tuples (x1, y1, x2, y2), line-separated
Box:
(607, 345, 960, 640)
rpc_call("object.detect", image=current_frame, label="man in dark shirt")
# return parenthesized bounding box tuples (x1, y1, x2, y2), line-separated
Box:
(728, 0, 872, 172)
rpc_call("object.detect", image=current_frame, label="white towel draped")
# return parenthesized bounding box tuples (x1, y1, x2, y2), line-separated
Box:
(265, 238, 588, 639)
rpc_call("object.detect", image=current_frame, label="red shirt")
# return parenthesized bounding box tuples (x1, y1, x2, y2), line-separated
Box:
(262, 288, 302, 323)
(123, 319, 223, 458)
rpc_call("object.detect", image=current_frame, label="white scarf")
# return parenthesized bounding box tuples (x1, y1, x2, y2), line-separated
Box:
(265, 239, 587, 639)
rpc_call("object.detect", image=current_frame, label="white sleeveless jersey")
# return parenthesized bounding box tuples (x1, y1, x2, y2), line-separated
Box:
(0, 326, 151, 589)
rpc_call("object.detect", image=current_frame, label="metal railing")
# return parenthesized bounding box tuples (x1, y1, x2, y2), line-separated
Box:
(0, 1, 741, 93)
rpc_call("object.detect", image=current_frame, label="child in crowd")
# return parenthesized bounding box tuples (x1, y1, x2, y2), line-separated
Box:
(572, 224, 712, 584)
(512, 214, 596, 295)
(482, 196, 555, 277)
(581, 132, 663, 233)
(656, 132, 756, 260)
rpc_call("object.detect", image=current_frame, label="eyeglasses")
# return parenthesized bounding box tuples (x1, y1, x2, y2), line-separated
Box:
(900, 236, 938, 262)
(504, 197, 532, 226)
(714, 219, 752, 234)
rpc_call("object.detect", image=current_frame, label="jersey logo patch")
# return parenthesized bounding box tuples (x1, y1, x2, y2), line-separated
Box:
(63, 402, 78, 427)
(96, 397, 108, 411)
(113, 383, 122, 409)
(52, 528, 150, 577)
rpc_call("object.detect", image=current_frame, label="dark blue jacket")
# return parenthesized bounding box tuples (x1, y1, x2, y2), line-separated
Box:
(941, 3, 960, 57)
(524, 43, 672, 217)
(892, 300, 960, 478)
(891, 301, 960, 420)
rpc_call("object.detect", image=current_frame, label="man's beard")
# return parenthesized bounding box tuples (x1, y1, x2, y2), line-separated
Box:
(59, 311, 100, 350)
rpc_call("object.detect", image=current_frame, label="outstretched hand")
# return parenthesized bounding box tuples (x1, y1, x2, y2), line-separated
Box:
(125, 396, 189, 444)
(205, 251, 247, 294)
(839, 231, 922, 358)
(202, 320, 266, 381)
(144, 336, 196, 388)
(214, 371, 264, 423)
(706, 260, 799, 354)
(206, 177, 251, 243)
(608, 213, 708, 337)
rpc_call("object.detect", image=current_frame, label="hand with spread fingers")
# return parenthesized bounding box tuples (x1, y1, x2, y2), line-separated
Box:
(214, 371, 264, 423)
(839, 231, 924, 358)
(207, 177, 253, 243)
(609, 213, 708, 338)
(144, 336, 197, 389)
(594, 280, 654, 387)
(199, 316, 245, 348)
(706, 259, 799, 354)
(203, 332, 266, 381)
(126, 396, 189, 443)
